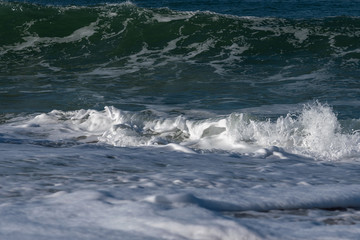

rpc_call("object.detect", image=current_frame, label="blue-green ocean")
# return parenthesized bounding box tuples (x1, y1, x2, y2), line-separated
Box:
(1, 1, 360, 239)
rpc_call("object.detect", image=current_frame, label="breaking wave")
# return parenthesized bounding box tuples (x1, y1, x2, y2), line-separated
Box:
(1, 1, 360, 76)
(1, 102, 359, 161)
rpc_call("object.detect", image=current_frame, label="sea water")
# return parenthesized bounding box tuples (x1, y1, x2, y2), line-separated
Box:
(1, 0, 360, 239)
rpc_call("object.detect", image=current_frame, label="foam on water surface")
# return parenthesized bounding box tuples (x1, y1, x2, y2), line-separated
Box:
(1, 1, 360, 239)
(1, 2, 360, 119)
(2, 102, 359, 161)
(1, 139, 360, 239)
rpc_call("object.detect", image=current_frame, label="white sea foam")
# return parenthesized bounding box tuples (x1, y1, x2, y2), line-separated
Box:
(1, 102, 359, 161)
(145, 184, 360, 211)
(1, 20, 98, 55)
(1, 140, 360, 239)
(152, 11, 195, 23)
(1, 131, 360, 239)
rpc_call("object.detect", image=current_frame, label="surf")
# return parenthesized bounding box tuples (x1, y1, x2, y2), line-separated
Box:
(1, 102, 359, 161)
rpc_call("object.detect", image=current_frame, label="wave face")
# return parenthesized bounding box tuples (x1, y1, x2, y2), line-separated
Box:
(1, 2, 360, 117)
(2, 2, 360, 69)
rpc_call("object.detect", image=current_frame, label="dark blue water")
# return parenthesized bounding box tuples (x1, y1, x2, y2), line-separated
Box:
(9, 0, 360, 18)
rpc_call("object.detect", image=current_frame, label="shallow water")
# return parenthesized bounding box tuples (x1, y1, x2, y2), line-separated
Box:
(1, 0, 360, 239)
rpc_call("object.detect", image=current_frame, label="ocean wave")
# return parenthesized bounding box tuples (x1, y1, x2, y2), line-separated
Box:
(1, 2, 359, 76)
(1, 102, 359, 161)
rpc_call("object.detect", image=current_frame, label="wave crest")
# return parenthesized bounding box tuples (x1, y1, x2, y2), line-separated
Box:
(1, 2, 359, 76)
(1, 103, 359, 161)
